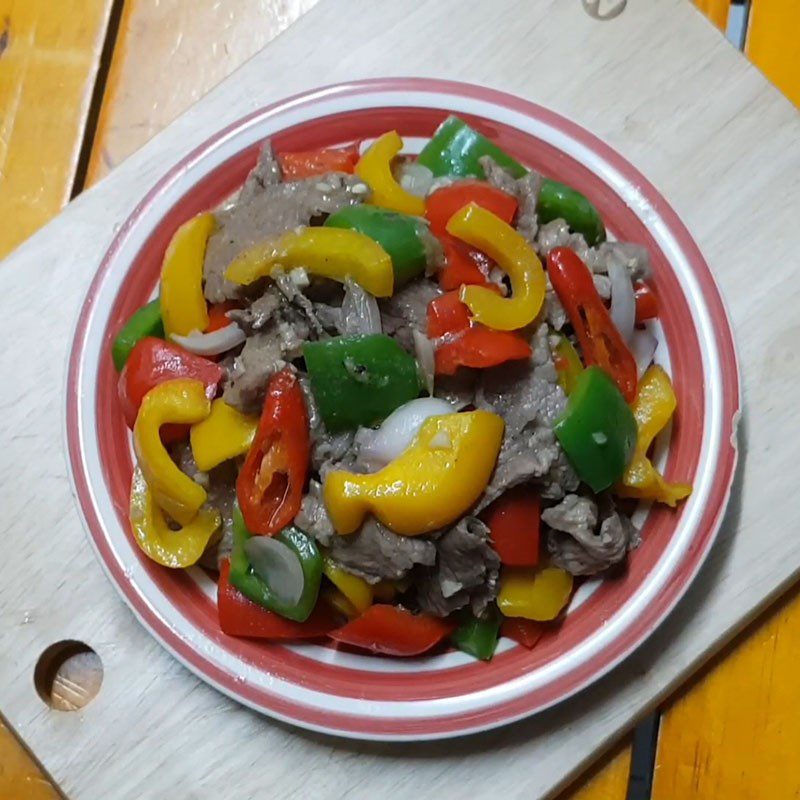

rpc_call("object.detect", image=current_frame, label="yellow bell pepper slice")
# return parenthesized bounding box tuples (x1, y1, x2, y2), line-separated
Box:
(224, 227, 394, 298)
(189, 399, 258, 472)
(356, 131, 426, 216)
(133, 378, 212, 526)
(323, 557, 373, 613)
(160, 212, 216, 337)
(322, 586, 359, 619)
(497, 566, 574, 621)
(447, 203, 546, 331)
(554, 335, 584, 395)
(324, 410, 504, 536)
(615, 365, 692, 506)
(129, 467, 220, 568)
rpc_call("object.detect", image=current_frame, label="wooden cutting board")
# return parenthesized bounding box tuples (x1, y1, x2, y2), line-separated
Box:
(1, 1, 798, 798)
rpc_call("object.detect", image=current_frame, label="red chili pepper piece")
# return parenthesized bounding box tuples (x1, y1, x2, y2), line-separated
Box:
(277, 143, 360, 180)
(237, 368, 310, 536)
(634, 281, 659, 324)
(481, 487, 540, 566)
(547, 247, 638, 402)
(218, 561, 337, 639)
(329, 605, 455, 656)
(501, 618, 546, 649)
(205, 301, 240, 333)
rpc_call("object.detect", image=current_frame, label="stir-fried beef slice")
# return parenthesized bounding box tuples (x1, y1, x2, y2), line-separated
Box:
(480, 155, 543, 242)
(222, 332, 286, 415)
(379, 279, 441, 352)
(238, 141, 282, 203)
(433, 372, 478, 410)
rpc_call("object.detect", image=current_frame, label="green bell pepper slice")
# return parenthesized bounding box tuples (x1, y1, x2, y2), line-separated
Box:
(230, 503, 322, 623)
(537, 179, 606, 246)
(451, 612, 501, 661)
(303, 334, 422, 432)
(112, 298, 165, 371)
(324, 205, 433, 287)
(553, 366, 637, 493)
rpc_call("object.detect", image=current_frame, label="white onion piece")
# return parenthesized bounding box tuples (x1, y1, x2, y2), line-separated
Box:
(359, 397, 454, 469)
(607, 260, 636, 343)
(243, 537, 304, 606)
(397, 161, 435, 198)
(412, 329, 435, 396)
(631, 326, 658, 377)
(341, 278, 382, 336)
(170, 323, 246, 356)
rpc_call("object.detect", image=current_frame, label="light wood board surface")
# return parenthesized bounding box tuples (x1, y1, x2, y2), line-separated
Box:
(0, 1, 796, 800)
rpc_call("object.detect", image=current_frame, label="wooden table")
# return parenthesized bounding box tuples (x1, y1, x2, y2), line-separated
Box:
(0, 1, 798, 797)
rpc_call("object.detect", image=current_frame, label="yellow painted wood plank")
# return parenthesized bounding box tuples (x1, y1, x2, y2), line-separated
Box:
(0, 721, 60, 800)
(653, 586, 800, 799)
(746, 0, 800, 107)
(560, 746, 632, 800)
(694, 0, 730, 30)
(0, 0, 114, 258)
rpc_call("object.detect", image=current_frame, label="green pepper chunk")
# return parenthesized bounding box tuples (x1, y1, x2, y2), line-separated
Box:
(324, 205, 433, 287)
(229, 503, 322, 623)
(537, 180, 606, 246)
(451, 612, 501, 662)
(553, 366, 637, 493)
(303, 334, 422, 432)
(112, 298, 165, 371)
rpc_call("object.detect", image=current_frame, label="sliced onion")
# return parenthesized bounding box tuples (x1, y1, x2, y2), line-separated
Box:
(397, 161, 435, 198)
(412, 329, 435, 396)
(630, 325, 658, 377)
(243, 536, 304, 606)
(608, 260, 635, 343)
(170, 323, 246, 356)
(341, 278, 382, 336)
(359, 397, 454, 469)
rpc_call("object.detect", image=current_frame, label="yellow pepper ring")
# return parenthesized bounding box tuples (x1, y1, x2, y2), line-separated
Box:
(447, 202, 546, 331)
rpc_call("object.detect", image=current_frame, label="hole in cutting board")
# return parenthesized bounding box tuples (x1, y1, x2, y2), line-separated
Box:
(33, 641, 103, 711)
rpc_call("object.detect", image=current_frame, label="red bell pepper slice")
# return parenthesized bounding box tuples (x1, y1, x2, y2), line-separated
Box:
(205, 301, 240, 333)
(277, 143, 360, 180)
(118, 337, 224, 441)
(218, 561, 337, 639)
(502, 618, 546, 649)
(634, 281, 659, 324)
(547, 247, 638, 402)
(237, 368, 310, 536)
(481, 487, 541, 566)
(329, 605, 455, 656)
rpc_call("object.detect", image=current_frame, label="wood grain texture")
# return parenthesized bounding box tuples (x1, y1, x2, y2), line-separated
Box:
(0, 0, 113, 258)
(746, 0, 800, 107)
(0, 1, 799, 799)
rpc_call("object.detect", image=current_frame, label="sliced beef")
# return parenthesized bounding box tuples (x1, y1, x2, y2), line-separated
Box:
(340, 278, 382, 336)
(433, 372, 478, 410)
(480, 155, 543, 242)
(228, 287, 283, 335)
(239, 141, 282, 203)
(222, 332, 285, 414)
(379, 278, 441, 352)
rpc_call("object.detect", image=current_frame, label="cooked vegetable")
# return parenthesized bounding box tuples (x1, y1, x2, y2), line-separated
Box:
(302, 334, 422, 432)
(537, 180, 606, 246)
(133, 379, 212, 526)
(129, 466, 220, 568)
(396, 161, 434, 197)
(190, 400, 258, 472)
(448, 203, 546, 331)
(501, 618, 545, 649)
(237, 368, 309, 536)
(170, 324, 246, 357)
(412, 329, 435, 395)
(323, 557, 374, 614)
(160, 213, 216, 337)
(497, 566, 574, 621)
(634, 281, 659, 323)
(553, 334, 584, 396)
(244, 535, 305, 606)
(553, 366, 637, 493)
(323, 410, 504, 536)
(277, 143, 360, 180)
(631, 326, 659, 377)
(112, 299, 164, 371)
(547, 246, 638, 402)
(481, 487, 541, 567)
(225, 227, 394, 298)
(340, 277, 382, 335)
(356, 131, 425, 216)
(616, 365, 693, 506)
(608, 259, 636, 342)
(451, 613, 501, 661)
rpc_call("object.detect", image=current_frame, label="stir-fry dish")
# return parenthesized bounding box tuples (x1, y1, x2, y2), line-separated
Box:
(113, 117, 692, 660)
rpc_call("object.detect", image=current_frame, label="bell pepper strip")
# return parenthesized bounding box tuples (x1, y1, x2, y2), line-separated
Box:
(355, 131, 425, 216)
(553, 334, 584, 396)
(537, 180, 606, 246)
(329, 605, 453, 656)
(118, 337, 224, 437)
(553, 366, 638, 493)
(481, 487, 541, 567)
(497, 566, 574, 621)
(302, 334, 422, 432)
(160, 212, 216, 337)
(225, 227, 394, 298)
(634, 281, 659, 324)
(189, 399, 258, 472)
(237, 368, 309, 536)
(129, 466, 220, 568)
(501, 618, 546, 649)
(615, 365, 693, 506)
(322, 586, 359, 619)
(322, 557, 373, 614)
(547, 247, 638, 401)
(425, 180, 518, 234)
(133, 379, 212, 526)
(229, 503, 322, 622)
(451, 613, 501, 661)
(437, 240, 492, 289)
(324, 410, 504, 536)
(205, 301, 240, 333)
(276, 143, 360, 180)
(448, 203, 546, 331)
(218, 560, 337, 639)
(112, 299, 164, 371)
(324, 205, 434, 287)
(417, 115, 527, 179)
